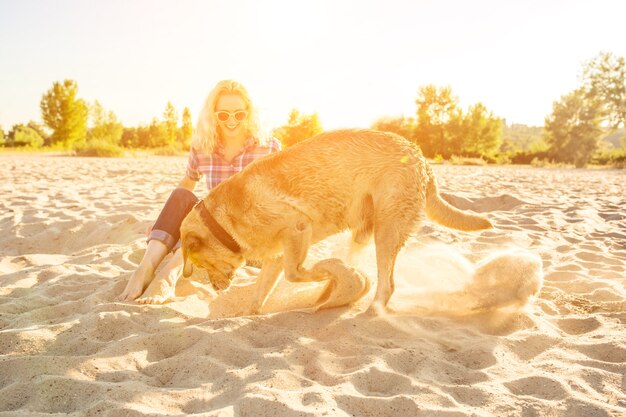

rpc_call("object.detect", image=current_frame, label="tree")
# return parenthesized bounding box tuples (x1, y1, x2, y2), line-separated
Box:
(457, 102, 502, 157)
(135, 125, 152, 148)
(163, 101, 178, 146)
(121, 127, 138, 148)
(26, 121, 49, 144)
(180, 106, 193, 148)
(581, 51, 626, 129)
(544, 88, 603, 167)
(500, 123, 544, 153)
(414, 85, 461, 158)
(0, 125, 4, 146)
(274, 109, 323, 147)
(88, 100, 123, 144)
(148, 118, 169, 147)
(6, 124, 44, 148)
(413, 85, 501, 158)
(40, 79, 88, 148)
(371, 116, 415, 141)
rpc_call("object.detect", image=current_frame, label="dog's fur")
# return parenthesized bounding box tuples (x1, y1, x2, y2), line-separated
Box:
(180, 129, 492, 313)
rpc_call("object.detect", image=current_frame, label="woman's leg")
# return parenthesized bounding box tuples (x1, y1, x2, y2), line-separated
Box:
(118, 239, 169, 301)
(118, 188, 199, 302)
(136, 247, 184, 304)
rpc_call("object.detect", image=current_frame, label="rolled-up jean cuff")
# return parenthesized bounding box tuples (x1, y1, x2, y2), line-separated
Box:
(147, 229, 178, 252)
(146, 187, 199, 253)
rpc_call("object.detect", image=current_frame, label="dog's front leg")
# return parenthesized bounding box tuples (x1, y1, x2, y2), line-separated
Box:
(282, 220, 313, 282)
(252, 219, 313, 314)
(252, 255, 284, 314)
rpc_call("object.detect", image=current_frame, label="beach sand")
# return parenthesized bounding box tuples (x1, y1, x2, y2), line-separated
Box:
(1, 155, 624, 416)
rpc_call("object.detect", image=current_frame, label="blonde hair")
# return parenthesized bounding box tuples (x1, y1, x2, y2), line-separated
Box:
(191, 80, 262, 154)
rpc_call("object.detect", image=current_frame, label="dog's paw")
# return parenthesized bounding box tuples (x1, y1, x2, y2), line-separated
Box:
(250, 304, 264, 316)
(364, 302, 392, 317)
(294, 306, 320, 315)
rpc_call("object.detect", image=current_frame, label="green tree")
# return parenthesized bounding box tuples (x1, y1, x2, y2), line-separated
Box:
(274, 109, 323, 147)
(163, 101, 178, 146)
(544, 88, 603, 167)
(26, 121, 49, 144)
(581, 51, 626, 129)
(133, 125, 152, 148)
(371, 116, 415, 141)
(148, 118, 169, 148)
(88, 100, 123, 144)
(0, 125, 4, 146)
(179, 106, 193, 148)
(414, 85, 461, 158)
(457, 102, 502, 157)
(6, 124, 44, 148)
(40, 79, 88, 148)
(500, 123, 544, 153)
(121, 127, 138, 148)
(414, 85, 502, 158)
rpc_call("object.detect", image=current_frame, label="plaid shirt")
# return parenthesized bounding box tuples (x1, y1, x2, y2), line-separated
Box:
(186, 136, 282, 190)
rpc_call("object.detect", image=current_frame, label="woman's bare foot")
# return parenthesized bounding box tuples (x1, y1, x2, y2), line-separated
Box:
(136, 277, 177, 304)
(136, 249, 183, 304)
(118, 264, 154, 301)
(118, 239, 169, 302)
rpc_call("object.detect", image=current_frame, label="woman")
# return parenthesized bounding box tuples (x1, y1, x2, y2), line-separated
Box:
(118, 80, 281, 303)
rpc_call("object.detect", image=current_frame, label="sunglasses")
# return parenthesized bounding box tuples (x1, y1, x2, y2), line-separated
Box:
(215, 110, 248, 122)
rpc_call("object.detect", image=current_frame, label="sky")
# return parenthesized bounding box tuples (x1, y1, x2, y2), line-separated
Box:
(1, 0, 625, 133)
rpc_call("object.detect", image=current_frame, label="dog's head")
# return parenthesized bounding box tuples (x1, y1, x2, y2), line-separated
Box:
(180, 206, 245, 292)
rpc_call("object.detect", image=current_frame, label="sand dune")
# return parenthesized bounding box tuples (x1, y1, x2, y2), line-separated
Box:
(1, 155, 625, 416)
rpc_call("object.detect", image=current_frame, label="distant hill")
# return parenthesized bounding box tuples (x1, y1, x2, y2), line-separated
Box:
(601, 128, 626, 148)
(501, 124, 625, 152)
(501, 123, 544, 152)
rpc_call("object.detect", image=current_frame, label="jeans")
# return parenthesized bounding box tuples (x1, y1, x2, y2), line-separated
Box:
(148, 188, 199, 252)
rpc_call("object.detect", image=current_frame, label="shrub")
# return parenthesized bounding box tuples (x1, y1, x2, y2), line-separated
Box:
(150, 144, 186, 156)
(448, 155, 487, 166)
(509, 150, 551, 164)
(6, 125, 44, 148)
(530, 158, 574, 168)
(590, 149, 626, 168)
(74, 140, 124, 157)
(493, 153, 512, 165)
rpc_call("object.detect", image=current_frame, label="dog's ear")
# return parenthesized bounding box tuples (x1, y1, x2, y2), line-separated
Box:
(182, 233, 201, 277)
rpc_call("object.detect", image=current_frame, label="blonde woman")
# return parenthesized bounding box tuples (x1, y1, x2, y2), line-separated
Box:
(119, 80, 281, 303)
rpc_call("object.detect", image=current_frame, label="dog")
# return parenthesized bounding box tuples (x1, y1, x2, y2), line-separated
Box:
(180, 129, 492, 314)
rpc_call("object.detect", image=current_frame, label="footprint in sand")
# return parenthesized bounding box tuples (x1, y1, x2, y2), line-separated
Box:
(575, 250, 623, 266)
(441, 193, 528, 213)
(505, 375, 568, 400)
(506, 334, 560, 361)
(352, 366, 415, 396)
(555, 317, 602, 335)
(575, 342, 626, 363)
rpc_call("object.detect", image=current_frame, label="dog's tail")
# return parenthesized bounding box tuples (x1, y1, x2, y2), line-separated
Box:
(425, 165, 493, 232)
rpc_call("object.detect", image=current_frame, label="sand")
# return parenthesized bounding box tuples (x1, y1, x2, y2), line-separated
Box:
(0, 155, 624, 417)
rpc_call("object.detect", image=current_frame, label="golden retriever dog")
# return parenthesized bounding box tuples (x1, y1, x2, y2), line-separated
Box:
(180, 129, 492, 314)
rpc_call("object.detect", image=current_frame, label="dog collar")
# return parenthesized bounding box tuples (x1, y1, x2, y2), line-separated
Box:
(194, 200, 242, 254)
